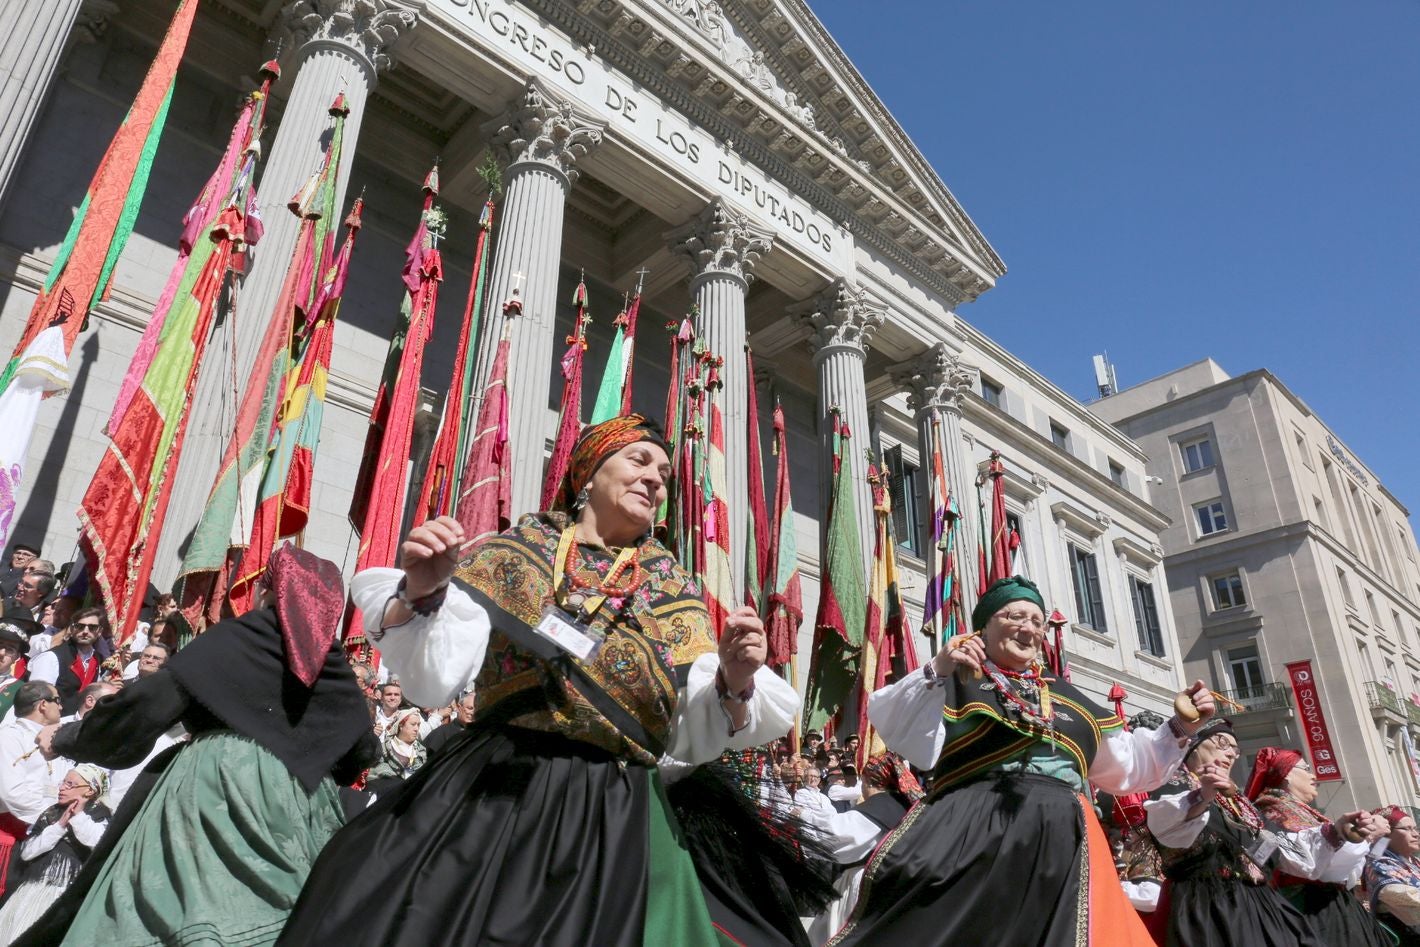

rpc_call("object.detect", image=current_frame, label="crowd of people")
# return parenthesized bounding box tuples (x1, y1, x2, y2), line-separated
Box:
(0, 419, 1414, 945)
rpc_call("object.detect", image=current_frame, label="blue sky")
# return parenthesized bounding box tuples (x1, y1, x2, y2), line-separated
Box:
(812, 1, 1420, 525)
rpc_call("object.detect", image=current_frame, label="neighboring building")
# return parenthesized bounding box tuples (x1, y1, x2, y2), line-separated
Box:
(1096, 359, 1420, 811)
(0, 0, 1183, 715)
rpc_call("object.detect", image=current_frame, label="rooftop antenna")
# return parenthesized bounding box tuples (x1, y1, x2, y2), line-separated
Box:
(1092, 353, 1119, 399)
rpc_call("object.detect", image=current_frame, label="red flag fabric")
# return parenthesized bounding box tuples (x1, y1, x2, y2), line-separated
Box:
(986, 450, 1011, 585)
(416, 199, 495, 521)
(2, 0, 199, 381)
(345, 168, 443, 650)
(744, 347, 770, 612)
(454, 319, 513, 546)
(765, 402, 802, 670)
(540, 279, 589, 510)
(700, 353, 734, 635)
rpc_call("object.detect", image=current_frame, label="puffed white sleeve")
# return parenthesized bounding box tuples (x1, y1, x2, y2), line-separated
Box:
(865, 669, 947, 771)
(665, 655, 799, 765)
(1275, 827, 1367, 883)
(805, 809, 886, 864)
(349, 569, 491, 708)
(68, 810, 108, 848)
(1088, 724, 1189, 794)
(18, 821, 65, 860)
(1121, 879, 1161, 912)
(1145, 789, 1209, 849)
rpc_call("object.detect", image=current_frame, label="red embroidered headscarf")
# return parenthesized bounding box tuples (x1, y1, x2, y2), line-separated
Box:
(552, 414, 670, 512)
(1243, 746, 1304, 800)
(1377, 805, 1412, 828)
(860, 751, 924, 803)
(267, 543, 345, 688)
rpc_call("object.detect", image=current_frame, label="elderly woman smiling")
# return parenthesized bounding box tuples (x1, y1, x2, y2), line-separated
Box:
(282, 415, 798, 947)
(1245, 747, 1388, 946)
(827, 576, 1213, 947)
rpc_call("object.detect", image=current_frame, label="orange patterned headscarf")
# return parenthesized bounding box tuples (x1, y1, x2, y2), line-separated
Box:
(553, 414, 670, 512)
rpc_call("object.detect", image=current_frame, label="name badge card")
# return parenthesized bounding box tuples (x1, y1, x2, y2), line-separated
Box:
(534, 604, 604, 663)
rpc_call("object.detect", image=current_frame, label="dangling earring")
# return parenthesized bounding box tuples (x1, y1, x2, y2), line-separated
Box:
(572, 486, 591, 514)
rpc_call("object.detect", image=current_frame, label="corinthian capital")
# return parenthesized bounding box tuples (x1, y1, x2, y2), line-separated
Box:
(277, 0, 419, 73)
(792, 279, 885, 356)
(668, 199, 774, 288)
(889, 342, 977, 416)
(483, 81, 605, 186)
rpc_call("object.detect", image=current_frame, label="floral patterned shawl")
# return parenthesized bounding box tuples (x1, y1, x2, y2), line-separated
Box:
(456, 512, 717, 766)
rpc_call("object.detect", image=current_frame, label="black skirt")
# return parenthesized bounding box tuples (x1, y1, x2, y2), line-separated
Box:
(278, 724, 723, 947)
(827, 772, 1096, 947)
(1166, 874, 1308, 947)
(1281, 882, 1390, 947)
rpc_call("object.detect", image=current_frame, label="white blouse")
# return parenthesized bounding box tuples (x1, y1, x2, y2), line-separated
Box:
(1145, 791, 1368, 884)
(865, 666, 1188, 794)
(351, 569, 800, 765)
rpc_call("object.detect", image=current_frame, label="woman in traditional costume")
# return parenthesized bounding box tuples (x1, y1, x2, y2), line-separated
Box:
(827, 575, 1208, 947)
(280, 415, 799, 946)
(1245, 746, 1388, 946)
(0, 765, 109, 941)
(24, 544, 376, 947)
(805, 752, 922, 946)
(1146, 719, 1376, 947)
(366, 707, 427, 785)
(1364, 806, 1420, 945)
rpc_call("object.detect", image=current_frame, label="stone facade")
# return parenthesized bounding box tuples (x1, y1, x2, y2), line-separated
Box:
(1096, 359, 1420, 812)
(0, 0, 1185, 717)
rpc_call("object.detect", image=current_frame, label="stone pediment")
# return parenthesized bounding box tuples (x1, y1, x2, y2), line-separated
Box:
(533, 0, 1005, 303)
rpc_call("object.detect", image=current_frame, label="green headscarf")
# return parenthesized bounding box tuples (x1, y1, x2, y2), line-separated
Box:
(971, 576, 1046, 631)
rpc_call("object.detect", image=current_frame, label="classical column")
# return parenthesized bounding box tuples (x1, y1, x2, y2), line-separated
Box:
(0, 0, 88, 213)
(669, 199, 773, 586)
(891, 342, 981, 615)
(794, 279, 883, 574)
(156, 0, 418, 579)
(472, 80, 603, 519)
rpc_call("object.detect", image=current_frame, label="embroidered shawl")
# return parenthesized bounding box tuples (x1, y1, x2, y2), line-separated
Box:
(456, 512, 716, 765)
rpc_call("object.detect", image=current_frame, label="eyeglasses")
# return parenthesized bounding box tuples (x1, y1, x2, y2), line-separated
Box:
(996, 609, 1045, 631)
(73, 622, 102, 630)
(58, 778, 92, 791)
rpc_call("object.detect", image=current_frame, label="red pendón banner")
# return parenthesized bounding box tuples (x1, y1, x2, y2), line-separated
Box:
(1285, 660, 1343, 781)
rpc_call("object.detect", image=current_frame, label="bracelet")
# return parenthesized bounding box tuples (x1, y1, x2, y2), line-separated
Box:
(1167, 716, 1192, 740)
(396, 576, 448, 616)
(715, 666, 755, 704)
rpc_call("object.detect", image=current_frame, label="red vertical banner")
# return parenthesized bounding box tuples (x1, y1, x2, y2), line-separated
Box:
(1285, 660, 1343, 782)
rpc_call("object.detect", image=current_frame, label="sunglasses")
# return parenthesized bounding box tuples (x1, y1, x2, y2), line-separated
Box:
(73, 622, 102, 630)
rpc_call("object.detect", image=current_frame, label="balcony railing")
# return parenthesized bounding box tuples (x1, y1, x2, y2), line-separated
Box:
(1407, 701, 1420, 728)
(1214, 682, 1292, 714)
(1366, 681, 1407, 717)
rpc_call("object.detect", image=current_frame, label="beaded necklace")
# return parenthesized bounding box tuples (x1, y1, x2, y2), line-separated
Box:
(555, 525, 645, 611)
(984, 659, 1057, 748)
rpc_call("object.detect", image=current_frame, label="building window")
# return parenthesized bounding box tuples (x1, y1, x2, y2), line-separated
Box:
(1227, 644, 1266, 695)
(883, 445, 922, 558)
(1401, 525, 1417, 563)
(1337, 568, 1353, 607)
(1069, 544, 1108, 632)
(1130, 576, 1164, 657)
(1195, 500, 1229, 536)
(1295, 430, 1313, 470)
(1050, 422, 1070, 452)
(980, 376, 1003, 408)
(1181, 437, 1215, 473)
(1108, 461, 1126, 488)
(1312, 496, 1327, 530)
(1212, 570, 1247, 610)
(1005, 511, 1024, 574)
(1367, 592, 1383, 631)
(1394, 612, 1407, 648)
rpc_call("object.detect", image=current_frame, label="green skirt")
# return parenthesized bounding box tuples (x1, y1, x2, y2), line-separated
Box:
(61, 731, 344, 947)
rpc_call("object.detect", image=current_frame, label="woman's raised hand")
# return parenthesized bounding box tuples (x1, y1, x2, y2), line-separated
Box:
(719, 606, 767, 692)
(400, 517, 466, 598)
(933, 633, 986, 677)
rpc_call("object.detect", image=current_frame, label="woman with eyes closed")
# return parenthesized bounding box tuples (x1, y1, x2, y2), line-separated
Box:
(827, 576, 1215, 947)
(282, 415, 799, 947)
